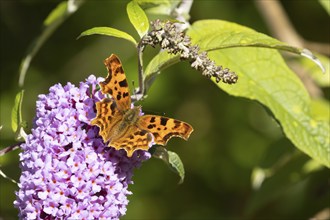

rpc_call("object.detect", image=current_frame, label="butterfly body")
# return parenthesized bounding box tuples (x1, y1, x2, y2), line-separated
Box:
(91, 54, 193, 157)
(122, 106, 141, 125)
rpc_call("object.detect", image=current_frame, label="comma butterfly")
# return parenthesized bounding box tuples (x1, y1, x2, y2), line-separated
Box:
(91, 54, 193, 157)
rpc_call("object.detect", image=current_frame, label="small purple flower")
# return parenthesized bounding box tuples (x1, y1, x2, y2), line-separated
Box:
(14, 75, 151, 219)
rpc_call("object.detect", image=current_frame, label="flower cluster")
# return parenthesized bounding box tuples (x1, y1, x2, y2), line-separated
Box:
(14, 75, 151, 219)
(142, 19, 238, 84)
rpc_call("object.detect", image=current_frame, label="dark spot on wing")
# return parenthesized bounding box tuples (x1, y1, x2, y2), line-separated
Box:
(117, 66, 124, 74)
(123, 92, 129, 98)
(150, 117, 156, 123)
(173, 120, 181, 129)
(160, 117, 168, 126)
(119, 79, 128, 88)
(110, 102, 116, 113)
(153, 132, 160, 139)
(139, 130, 148, 136)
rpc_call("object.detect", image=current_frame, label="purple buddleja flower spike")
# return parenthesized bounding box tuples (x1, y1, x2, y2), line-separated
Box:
(14, 75, 151, 219)
(142, 19, 238, 84)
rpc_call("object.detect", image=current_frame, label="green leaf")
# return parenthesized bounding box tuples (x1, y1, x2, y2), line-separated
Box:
(319, 0, 330, 15)
(188, 20, 299, 52)
(11, 90, 27, 141)
(19, 0, 85, 87)
(302, 159, 324, 174)
(11, 90, 24, 133)
(78, 27, 137, 46)
(135, 0, 179, 15)
(310, 98, 330, 121)
(127, 1, 149, 38)
(188, 20, 323, 72)
(167, 151, 185, 184)
(187, 20, 330, 168)
(151, 146, 185, 183)
(44, 1, 67, 26)
(297, 53, 330, 87)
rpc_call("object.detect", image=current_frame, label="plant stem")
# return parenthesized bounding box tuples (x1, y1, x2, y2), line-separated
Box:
(136, 39, 146, 100)
(0, 142, 23, 156)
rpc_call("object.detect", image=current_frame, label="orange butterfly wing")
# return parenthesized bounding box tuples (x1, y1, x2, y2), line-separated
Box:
(100, 54, 131, 111)
(137, 115, 193, 145)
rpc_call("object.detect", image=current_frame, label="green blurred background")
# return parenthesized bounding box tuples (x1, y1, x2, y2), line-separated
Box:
(1, 1, 329, 219)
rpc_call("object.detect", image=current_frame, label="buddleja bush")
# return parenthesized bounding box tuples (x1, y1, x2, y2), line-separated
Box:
(1, 0, 329, 219)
